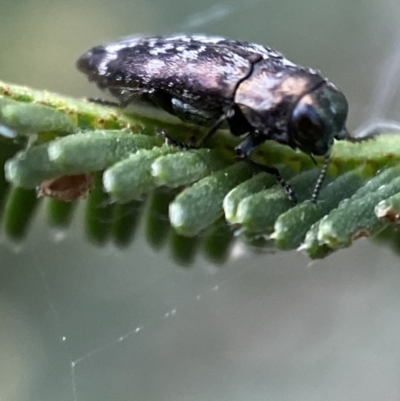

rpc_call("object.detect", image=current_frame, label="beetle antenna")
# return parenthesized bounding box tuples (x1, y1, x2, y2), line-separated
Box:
(309, 155, 317, 165)
(311, 149, 330, 203)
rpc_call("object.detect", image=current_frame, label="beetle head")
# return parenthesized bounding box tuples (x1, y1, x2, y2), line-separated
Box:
(76, 46, 110, 87)
(290, 83, 348, 156)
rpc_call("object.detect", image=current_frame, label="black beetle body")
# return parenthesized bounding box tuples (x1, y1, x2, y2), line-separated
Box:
(77, 35, 349, 202)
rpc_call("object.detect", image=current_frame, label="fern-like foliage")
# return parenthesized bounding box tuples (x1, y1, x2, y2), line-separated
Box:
(1, 79, 400, 261)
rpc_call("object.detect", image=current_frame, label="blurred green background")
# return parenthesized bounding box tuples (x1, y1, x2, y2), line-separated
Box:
(2, 1, 400, 401)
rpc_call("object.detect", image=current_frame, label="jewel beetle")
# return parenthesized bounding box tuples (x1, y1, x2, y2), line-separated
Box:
(77, 34, 351, 202)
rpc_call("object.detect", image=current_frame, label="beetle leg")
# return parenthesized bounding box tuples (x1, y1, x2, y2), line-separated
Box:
(235, 131, 298, 203)
(159, 111, 231, 149)
(88, 87, 152, 108)
(87, 95, 137, 108)
(197, 112, 231, 144)
(87, 97, 122, 107)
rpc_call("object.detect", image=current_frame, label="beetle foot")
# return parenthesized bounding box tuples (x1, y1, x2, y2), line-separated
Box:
(240, 157, 298, 204)
(157, 130, 199, 149)
(87, 97, 123, 107)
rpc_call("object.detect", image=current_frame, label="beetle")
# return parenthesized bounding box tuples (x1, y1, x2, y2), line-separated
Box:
(77, 34, 351, 203)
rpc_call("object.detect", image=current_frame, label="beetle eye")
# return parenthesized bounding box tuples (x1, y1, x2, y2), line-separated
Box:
(292, 104, 324, 153)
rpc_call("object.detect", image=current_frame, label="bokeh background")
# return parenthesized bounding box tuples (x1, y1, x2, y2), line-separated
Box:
(1, 1, 400, 400)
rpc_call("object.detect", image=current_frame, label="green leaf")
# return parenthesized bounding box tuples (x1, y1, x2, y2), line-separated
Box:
(2, 79, 400, 261)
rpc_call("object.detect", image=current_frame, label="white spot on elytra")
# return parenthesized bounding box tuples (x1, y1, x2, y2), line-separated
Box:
(148, 42, 176, 55)
(145, 59, 166, 73)
(98, 53, 118, 75)
(281, 58, 297, 67)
